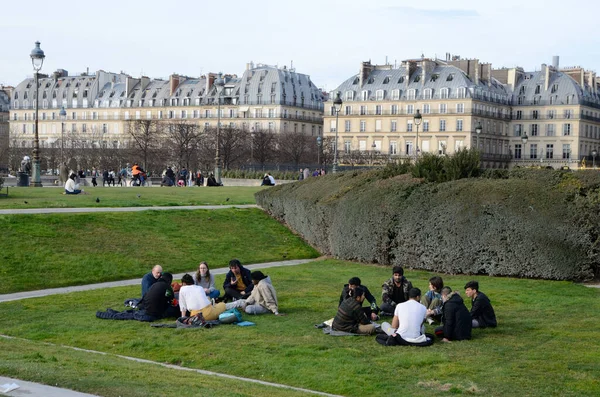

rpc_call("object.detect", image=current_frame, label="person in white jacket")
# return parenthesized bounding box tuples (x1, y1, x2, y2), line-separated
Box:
(243, 271, 285, 316)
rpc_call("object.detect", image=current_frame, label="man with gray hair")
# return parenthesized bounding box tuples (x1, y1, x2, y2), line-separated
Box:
(141, 265, 163, 297)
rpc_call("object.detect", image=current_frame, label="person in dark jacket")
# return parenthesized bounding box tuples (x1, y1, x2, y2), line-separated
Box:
(464, 281, 497, 328)
(434, 287, 472, 342)
(339, 277, 379, 320)
(332, 286, 375, 335)
(380, 266, 413, 316)
(222, 259, 254, 302)
(137, 272, 177, 320)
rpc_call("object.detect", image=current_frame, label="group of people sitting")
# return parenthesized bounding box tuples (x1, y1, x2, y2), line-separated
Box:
(332, 266, 497, 344)
(130, 259, 284, 322)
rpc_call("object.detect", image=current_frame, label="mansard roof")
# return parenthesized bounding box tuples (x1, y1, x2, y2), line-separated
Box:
(512, 70, 599, 106)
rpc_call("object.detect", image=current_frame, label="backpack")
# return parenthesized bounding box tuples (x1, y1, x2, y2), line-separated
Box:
(176, 313, 206, 328)
(219, 308, 243, 324)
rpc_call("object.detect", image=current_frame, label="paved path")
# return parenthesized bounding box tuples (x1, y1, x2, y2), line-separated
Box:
(0, 259, 316, 303)
(0, 376, 99, 397)
(0, 204, 258, 215)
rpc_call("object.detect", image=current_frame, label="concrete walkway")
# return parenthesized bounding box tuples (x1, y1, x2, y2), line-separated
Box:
(0, 376, 99, 397)
(0, 259, 316, 303)
(0, 204, 258, 215)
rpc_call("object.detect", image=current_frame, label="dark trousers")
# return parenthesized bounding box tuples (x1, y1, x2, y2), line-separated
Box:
(223, 287, 247, 302)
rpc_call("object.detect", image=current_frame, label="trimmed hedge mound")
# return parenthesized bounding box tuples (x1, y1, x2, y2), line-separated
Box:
(256, 168, 600, 281)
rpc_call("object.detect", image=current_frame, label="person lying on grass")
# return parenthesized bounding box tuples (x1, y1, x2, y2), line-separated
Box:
(339, 277, 379, 321)
(433, 287, 472, 342)
(64, 173, 89, 195)
(332, 286, 375, 335)
(464, 280, 497, 329)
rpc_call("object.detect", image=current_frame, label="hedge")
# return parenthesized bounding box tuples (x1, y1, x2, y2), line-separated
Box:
(256, 167, 600, 281)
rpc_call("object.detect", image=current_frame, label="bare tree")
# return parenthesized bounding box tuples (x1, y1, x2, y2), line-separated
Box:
(277, 129, 311, 167)
(166, 120, 201, 170)
(125, 119, 164, 171)
(251, 128, 277, 168)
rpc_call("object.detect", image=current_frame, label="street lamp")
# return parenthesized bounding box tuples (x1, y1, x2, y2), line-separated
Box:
(30, 41, 45, 187)
(250, 131, 255, 171)
(521, 132, 528, 162)
(413, 109, 422, 161)
(332, 92, 342, 173)
(592, 149, 597, 169)
(371, 142, 377, 165)
(316, 135, 322, 166)
(214, 72, 224, 184)
(475, 121, 482, 151)
(59, 106, 66, 165)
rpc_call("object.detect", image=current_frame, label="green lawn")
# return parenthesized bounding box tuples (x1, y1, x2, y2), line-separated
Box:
(0, 186, 263, 209)
(0, 208, 319, 294)
(1, 260, 599, 396)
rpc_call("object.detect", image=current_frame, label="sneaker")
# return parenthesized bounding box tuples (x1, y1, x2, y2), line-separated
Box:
(426, 318, 435, 325)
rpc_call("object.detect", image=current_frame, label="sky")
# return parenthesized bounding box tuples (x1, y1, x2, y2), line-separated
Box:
(1, 0, 599, 92)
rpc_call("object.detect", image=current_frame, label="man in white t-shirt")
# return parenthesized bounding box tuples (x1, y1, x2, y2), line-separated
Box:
(382, 288, 426, 340)
(179, 274, 240, 321)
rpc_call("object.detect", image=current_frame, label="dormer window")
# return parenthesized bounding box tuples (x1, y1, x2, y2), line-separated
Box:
(367, 77, 374, 84)
(535, 85, 541, 94)
(440, 88, 449, 99)
(345, 91, 354, 101)
(414, 76, 421, 82)
(383, 76, 390, 84)
(398, 76, 405, 83)
(551, 84, 558, 93)
(446, 74, 454, 81)
(430, 74, 439, 82)
(376, 90, 384, 100)
(519, 86, 525, 95)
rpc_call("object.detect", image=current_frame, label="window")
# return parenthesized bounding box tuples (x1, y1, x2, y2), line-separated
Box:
(456, 119, 463, 131)
(361, 90, 368, 101)
(391, 90, 400, 100)
(375, 120, 382, 132)
(375, 105, 382, 115)
(407, 104, 414, 114)
(535, 85, 541, 94)
(516, 110, 522, 120)
(423, 89, 432, 99)
(82, 123, 87, 133)
(514, 124, 523, 136)
(439, 119, 446, 132)
(515, 144, 522, 159)
(440, 88, 449, 99)
(547, 110, 555, 119)
(360, 120, 366, 132)
(423, 104, 430, 114)
(530, 144, 538, 159)
(376, 90, 384, 100)
(147, 111, 152, 119)
(531, 124, 538, 136)
(439, 104, 447, 114)
(563, 123, 571, 136)
(564, 110, 572, 119)
(268, 109, 274, 118)
(407, 89, 416, 100)
(391, 104, 398, 115)
(563, 144, 571, 159)
(344, 140, 351, 153)
(390, 141, 398, 155)
(102, 123, 108, 134)
(360, 106, 366, 115)
(391, 120, 397, 132)
(345, 106, 351, 115)
(546, 144, 554, 159)
(457, 103, 464, 113)
(407, 121, 413, 132)
(438, 140, 447, 155)
(532, 110, 539, 119)
(330, 120, 336, 132)
(345, 120, 351, 132)
(457, 87, 466, 98)
(345, 91, 354, 101)
(423, 120, 429, 132)
(205, 109, 211, 118)
(135, 111, 141, 120)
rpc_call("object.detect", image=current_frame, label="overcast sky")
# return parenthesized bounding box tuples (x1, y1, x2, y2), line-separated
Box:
(1, 0, 599, 91)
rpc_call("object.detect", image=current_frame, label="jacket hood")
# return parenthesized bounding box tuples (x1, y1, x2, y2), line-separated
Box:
(258, 276, 273, 286)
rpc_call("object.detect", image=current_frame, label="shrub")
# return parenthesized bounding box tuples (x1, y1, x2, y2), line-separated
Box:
(411, 153, 446, 182)
(444, 148, 481, 180)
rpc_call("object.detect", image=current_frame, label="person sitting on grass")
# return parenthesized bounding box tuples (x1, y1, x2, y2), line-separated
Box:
(332, 286, 375, 335)
(433, 287, 472, 342)
(222, 259, 254, 302)
(234, 271, 284, 316)
(339, 277, 379, 321)
(64, 173, 88, 195)
(421, 276, 444, 324)
(137, 272, 179, 320)
(464, 280, 497, 329)
(141, 265, 163, 297)
(194, 261, 220, 300)
(178, 274, 229, 320)
(380, 266, 413, 316)
(381, 288, 426, 340)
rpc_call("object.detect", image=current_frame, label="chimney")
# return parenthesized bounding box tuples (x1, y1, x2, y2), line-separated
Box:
(359, 61, 374, 87)
(125, 76, 140, 98)
(169, 74, 180, 96)
(543, 64, 551, 91)
(552, 56, 559, 69)
(140, 76, 151, 91)
(405, 61, 417, 86)
(206, 73, 216, 94)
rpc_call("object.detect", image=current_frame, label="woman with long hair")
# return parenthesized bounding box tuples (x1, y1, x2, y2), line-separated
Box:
(194, 261, 220, 299)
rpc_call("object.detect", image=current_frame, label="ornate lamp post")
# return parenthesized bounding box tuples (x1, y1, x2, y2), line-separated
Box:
(214, 73, 224, 184)
(332, 92, 342, 173)
(413, 109, 422, 161)
(59, 106, 66, 165)
(30, 41, 45, 187)
(592, 149, 597, 169)
(316, 135, 322, 166)
(521, 132, 528, 162)
(475, 121, 482, 151)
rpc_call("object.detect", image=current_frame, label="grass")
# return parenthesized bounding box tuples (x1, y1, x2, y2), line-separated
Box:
(1, 260, 599, 396)
(0, 186, 263, 209)
(0, 208, 319, 294)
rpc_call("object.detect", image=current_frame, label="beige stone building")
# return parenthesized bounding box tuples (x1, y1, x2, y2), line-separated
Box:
(324, 55, 600, 169)
(0, 86, 11, 172)
(9, 63, 324, 170)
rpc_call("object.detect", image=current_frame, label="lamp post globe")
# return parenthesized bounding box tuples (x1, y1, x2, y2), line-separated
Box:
(592, 149, 598, 169)
(521, 132, 528, 162)
(214, 72, 224, 184)
(332, 92, 343, 173)
(59, 106, 66, 165)
(475, 121, 482, 151)
(30, 41, 45, 187)
(316, 135, 322, 166)
(413, 109, 422, 161)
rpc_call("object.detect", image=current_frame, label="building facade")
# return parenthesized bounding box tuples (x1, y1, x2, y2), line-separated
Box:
(9, 63, 324, 170)
(324, 56, 600, 169)
(0, 86, 11, 172)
